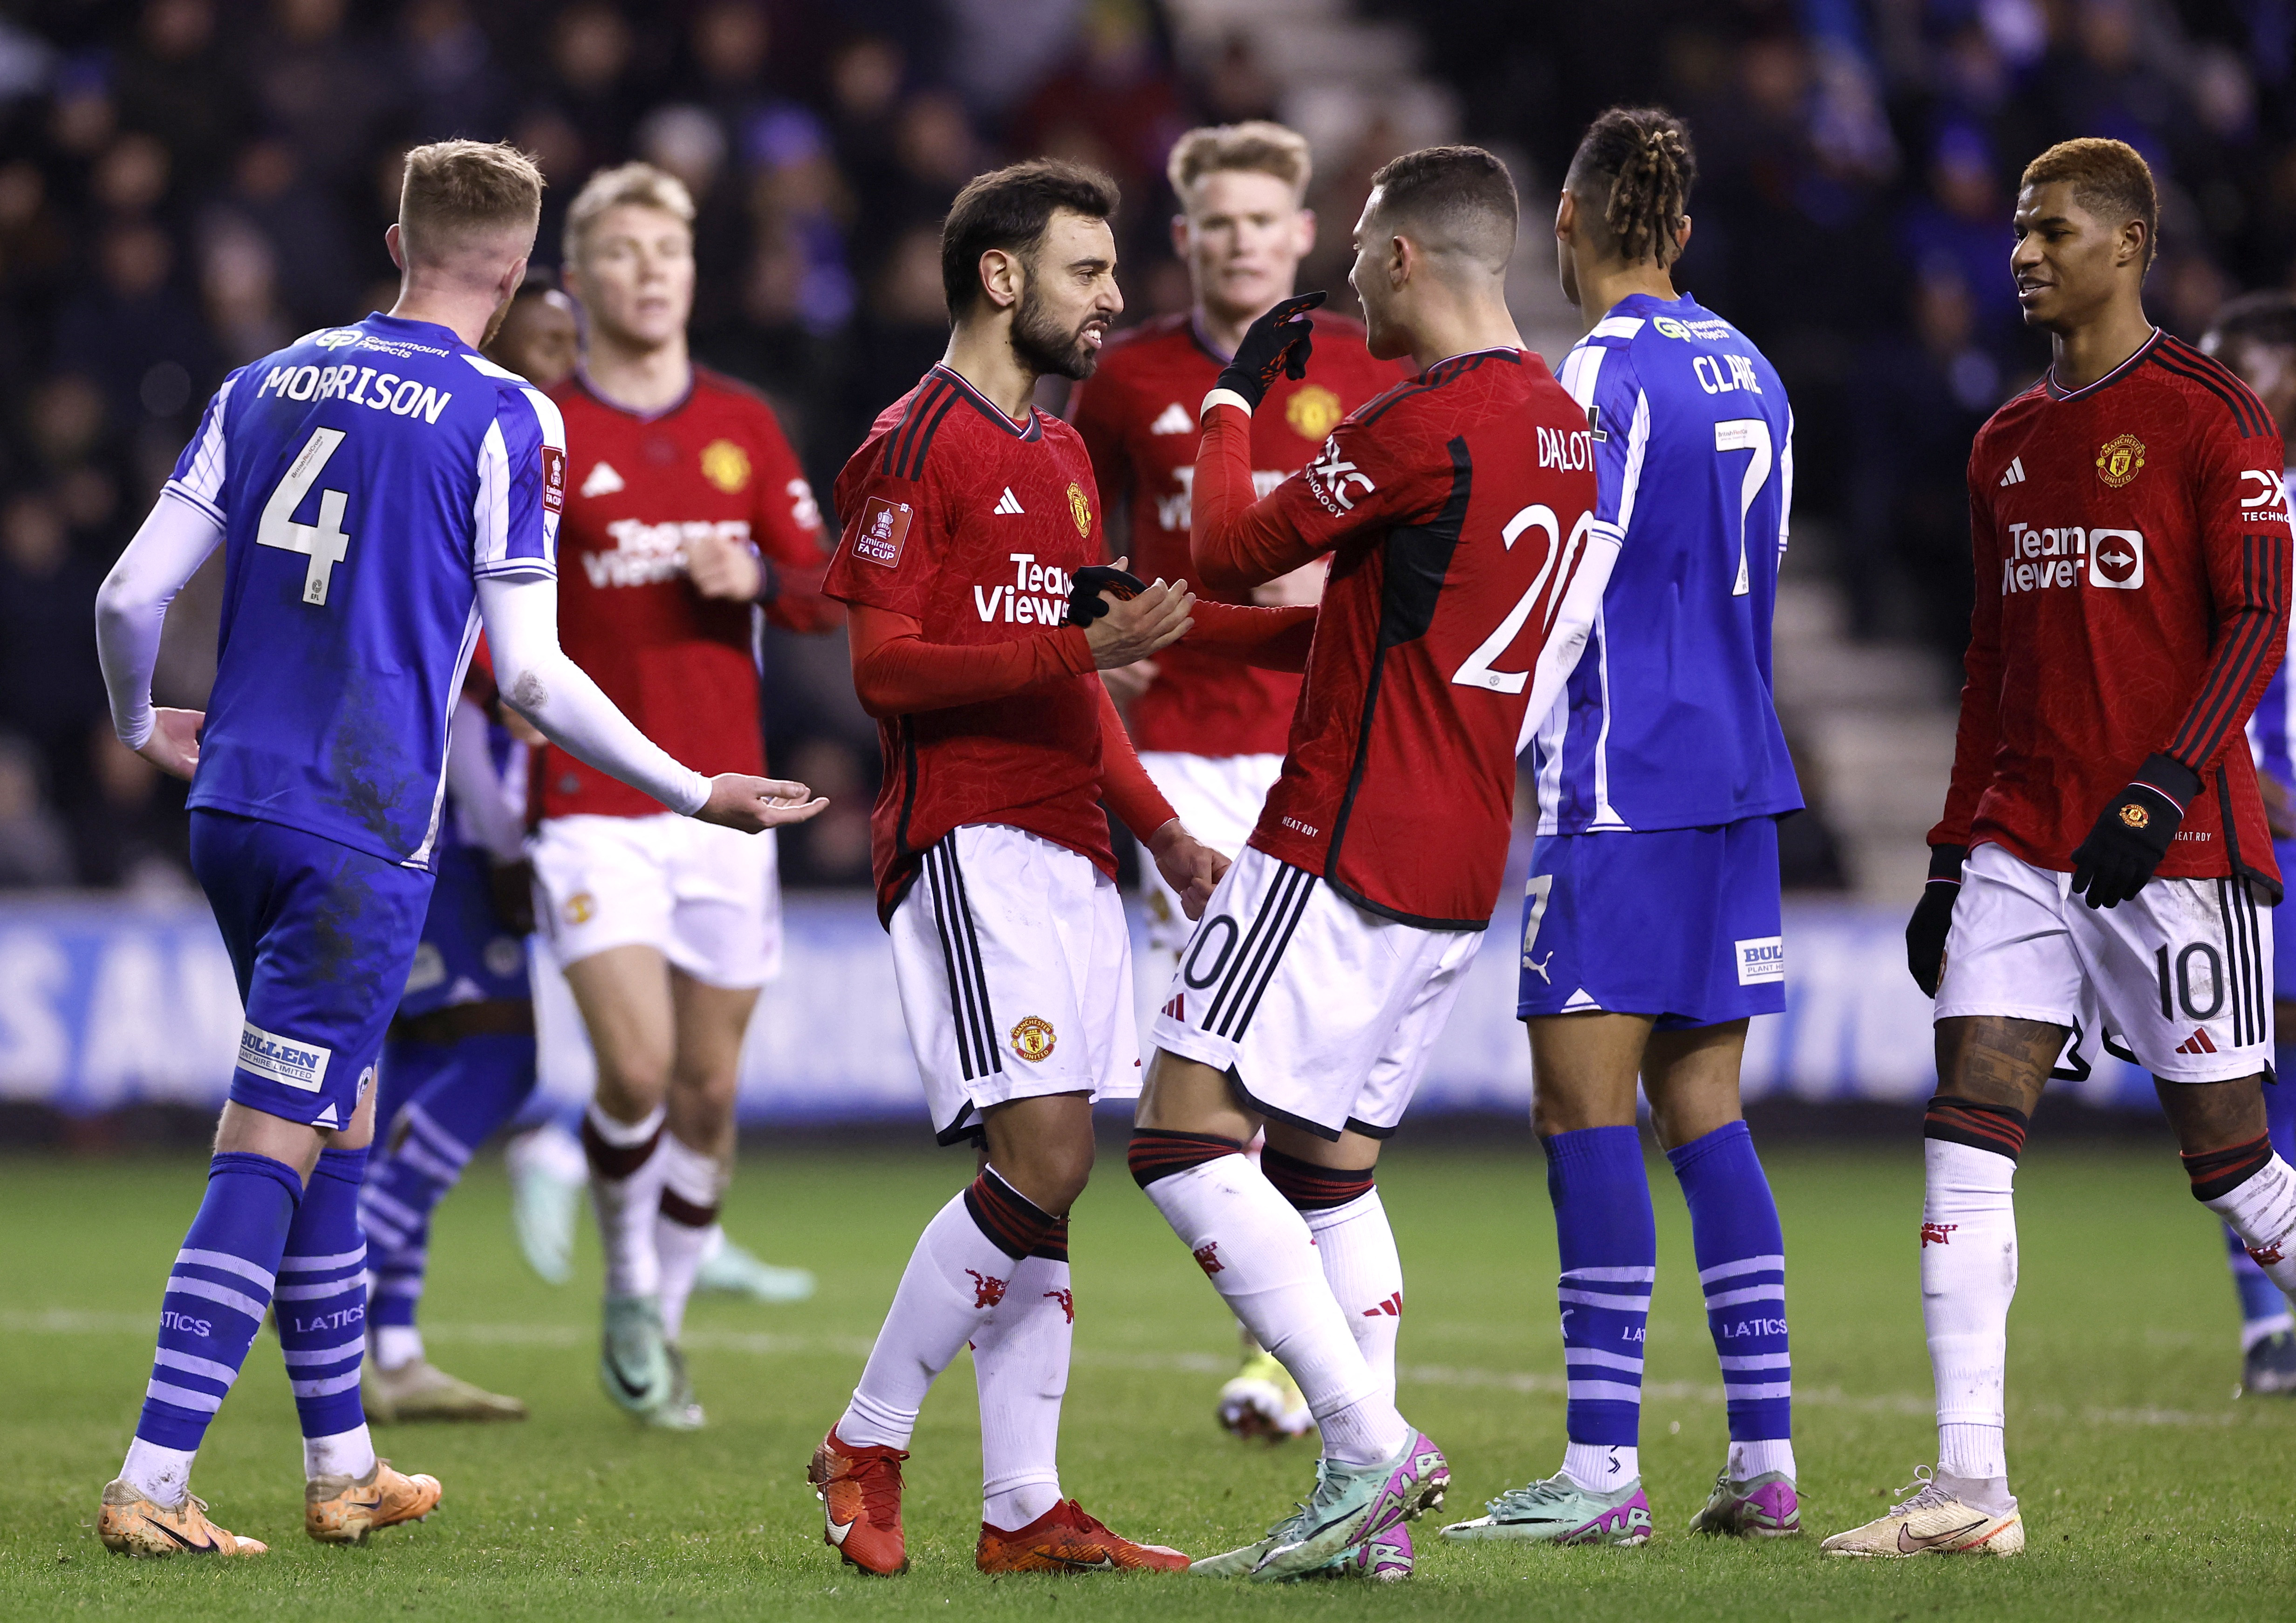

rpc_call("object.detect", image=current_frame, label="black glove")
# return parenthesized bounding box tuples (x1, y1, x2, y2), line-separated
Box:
(1906, 844, 1966, 998)
(1064, 564, 1147, 627)
(1216, 290, 1326, 410)
(2070, 752, 2199, 908)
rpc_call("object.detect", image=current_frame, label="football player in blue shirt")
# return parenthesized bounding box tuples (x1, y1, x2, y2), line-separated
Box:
(1442, 109, 1805, 1550)
(2202, 292, 2296, 1395)
(89, 140, 825, 1557)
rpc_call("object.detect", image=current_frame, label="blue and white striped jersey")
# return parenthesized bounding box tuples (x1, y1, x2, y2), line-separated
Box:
(1524, 293, 1804, 832)
(167, 313, 565, 868)
(2248, 463, 2296, 793)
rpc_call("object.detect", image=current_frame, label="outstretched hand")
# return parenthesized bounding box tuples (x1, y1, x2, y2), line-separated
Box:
(1216, 290, 1326, 410)
(696, 774, 828, 833)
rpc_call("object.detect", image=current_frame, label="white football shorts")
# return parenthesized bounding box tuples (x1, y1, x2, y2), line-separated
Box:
(529, 812, 782, 989)
(1151, 844, 1482, 1139)
(1934, 841, 2274, 1083)
(889, 823, 1141, 1145)
(1136, 751, 1285, 958)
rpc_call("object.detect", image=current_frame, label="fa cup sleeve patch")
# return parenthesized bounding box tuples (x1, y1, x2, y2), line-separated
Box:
(854, 496, 913, 567)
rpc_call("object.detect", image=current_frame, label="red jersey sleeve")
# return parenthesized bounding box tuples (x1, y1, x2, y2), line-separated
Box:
(826, 459, 943, 620)
(1932, 466, 2003, 855)
(1095, 684, 1177, 840)
(1184, 599, 1317, 672)
(1191, 401, 1431, 592)
(746, 414, 840, 632)
(2159, 422, 2292, 776)
(847, 604, 1095, 719)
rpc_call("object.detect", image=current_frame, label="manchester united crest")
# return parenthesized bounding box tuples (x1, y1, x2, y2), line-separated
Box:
(2095, 433, 2146, 488)
(700, 438, 752, 493)
(1066, 481, 1091, 538)
(1285, 383, 1344, 442)
(1010, 1015, 1057, 1063)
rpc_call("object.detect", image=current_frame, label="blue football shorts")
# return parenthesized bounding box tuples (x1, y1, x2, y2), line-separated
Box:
(191, 809, 435, 1129)
(397, 843, 531, 1021)
(1515, 817, 1786, 1030)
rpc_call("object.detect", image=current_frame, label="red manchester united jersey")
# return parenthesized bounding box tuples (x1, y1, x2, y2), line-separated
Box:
(1207, 349, 1601, 928)
(542, 367, 834, 820)
(1072, 312, 1404, 756)
(826, 364, 1116, 918)
(1934, 330, 2291, 886)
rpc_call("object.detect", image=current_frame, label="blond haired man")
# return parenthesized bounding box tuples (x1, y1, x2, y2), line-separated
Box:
(88, 140, 822, 1555)
(1070, 121, 1403, 1441)
(530, 162, 842, 1428)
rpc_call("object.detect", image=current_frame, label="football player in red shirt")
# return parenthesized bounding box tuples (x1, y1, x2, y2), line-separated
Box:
(806, 159, 1281, 1578)
(1824, 140, 2296, 1557)
(1130, 147, 1606, 1582)
(1072, 122, 1405, 1441)
(529, 163, 842, 1430)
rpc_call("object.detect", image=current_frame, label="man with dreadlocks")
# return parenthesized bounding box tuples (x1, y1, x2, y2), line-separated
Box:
(1439, 107, 1806, 1550)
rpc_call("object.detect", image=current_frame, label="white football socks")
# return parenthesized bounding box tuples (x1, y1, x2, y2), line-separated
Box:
(2206, 1152, 2296, 1297)
(837, 1189, 1023, 1451)
(303, 1423, 378, 1482)
(973, 1251, 1072, 1532)
(1561, 1442, 1638, 1492)
(1141, 1152, 1407, 1466)
(653, 1132, 726, 1342)
(372, 1323, 424, 1373)
(1304, 1188, 1403, 1401)
(1729, 1438, 1797, 1480)
(585, 1102, 666, 1300)
(120, 1438, 196, 1509)
(1922, 1139, 2016, 1484)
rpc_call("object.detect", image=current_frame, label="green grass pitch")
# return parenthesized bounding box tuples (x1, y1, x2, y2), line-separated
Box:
(3, 1137, 2293, 1619)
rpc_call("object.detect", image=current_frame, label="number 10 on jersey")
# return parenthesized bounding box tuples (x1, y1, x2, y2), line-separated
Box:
(259, 427, 353, 606)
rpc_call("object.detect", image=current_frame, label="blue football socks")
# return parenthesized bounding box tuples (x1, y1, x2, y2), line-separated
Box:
(362, 1032, 537, 1360)
(1669, 1119, 1794, 1477)
(1545, 1124, 1654, 1488)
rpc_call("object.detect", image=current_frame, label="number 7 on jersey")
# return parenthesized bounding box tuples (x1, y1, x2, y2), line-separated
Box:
(259, 427, 354, 606)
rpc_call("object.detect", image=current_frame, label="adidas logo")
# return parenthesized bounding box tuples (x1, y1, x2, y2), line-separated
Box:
(1149, 402, 1193, 435)
(1361, 1291, 1403, 1319)
(1998, 456, 2026, 487)
(581, 460, 625, 498)
(1161, 992, 1184, 1022)
(2175, 1027, 2219, 1056)
(994, 487, 1025, 515)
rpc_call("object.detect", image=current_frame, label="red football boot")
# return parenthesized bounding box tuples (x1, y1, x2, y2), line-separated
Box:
(976, 1500, 1190, 1573)
(807, 1428, 909, 1575)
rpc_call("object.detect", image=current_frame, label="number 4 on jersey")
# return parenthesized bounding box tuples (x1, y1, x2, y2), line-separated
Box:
(259, 427, 353, 605)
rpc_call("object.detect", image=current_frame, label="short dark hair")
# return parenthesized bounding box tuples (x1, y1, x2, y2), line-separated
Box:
(2021, 137, 2159, 267)
(941, 159, 1121, 320)
(2204, 289, 2296, 359)
(1365, 145, 1519, 270)
(1565, 107, 1696, 268)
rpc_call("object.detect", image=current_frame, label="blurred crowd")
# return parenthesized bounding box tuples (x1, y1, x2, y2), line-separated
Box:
(1414, 0, 2296, 654)
(0, 0, 2291, 891)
